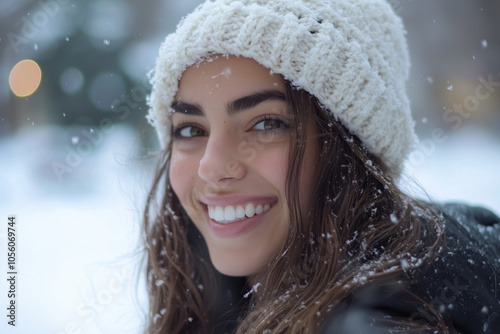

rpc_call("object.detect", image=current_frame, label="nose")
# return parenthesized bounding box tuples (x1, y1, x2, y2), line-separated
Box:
(198, 134, 247, 186)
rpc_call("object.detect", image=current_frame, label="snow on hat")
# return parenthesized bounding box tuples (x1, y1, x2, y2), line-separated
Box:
(148, 0, 415, 178)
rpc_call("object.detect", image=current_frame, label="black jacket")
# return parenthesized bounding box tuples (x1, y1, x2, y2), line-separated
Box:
(321, 203, 500, 334)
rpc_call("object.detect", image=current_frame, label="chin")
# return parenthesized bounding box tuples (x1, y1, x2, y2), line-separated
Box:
(210, 254, 266, 277)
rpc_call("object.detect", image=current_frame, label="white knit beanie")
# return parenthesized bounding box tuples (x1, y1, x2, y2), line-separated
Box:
(148, 0, 415, 178)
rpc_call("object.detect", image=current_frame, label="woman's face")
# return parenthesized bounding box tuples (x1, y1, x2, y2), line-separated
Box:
(169, 55, 317, 277)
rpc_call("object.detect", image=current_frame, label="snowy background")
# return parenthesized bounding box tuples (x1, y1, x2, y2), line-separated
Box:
(1, 1, 499, 333)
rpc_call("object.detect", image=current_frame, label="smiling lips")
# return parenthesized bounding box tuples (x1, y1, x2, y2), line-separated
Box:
(208, 203, 271, 224)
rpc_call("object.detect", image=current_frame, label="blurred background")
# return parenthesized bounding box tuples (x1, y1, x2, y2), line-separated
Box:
(0, 0, 499, 333)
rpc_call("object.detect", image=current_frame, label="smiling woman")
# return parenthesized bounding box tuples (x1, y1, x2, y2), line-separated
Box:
(142, 1, 500, 333)
(169, 55, 316, 277)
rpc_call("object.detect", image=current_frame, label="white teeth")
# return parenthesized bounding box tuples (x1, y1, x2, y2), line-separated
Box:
(208, 202, 272, 224)
(245, 203, 256, 218)
(224, 206, 236, 220)
(214, 206, 224, 221)
(236, 206, 246, 219)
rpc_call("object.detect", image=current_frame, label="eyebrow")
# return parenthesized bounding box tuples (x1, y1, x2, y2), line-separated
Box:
(170, 100, 203, 116)
(170, 89, 286, 117)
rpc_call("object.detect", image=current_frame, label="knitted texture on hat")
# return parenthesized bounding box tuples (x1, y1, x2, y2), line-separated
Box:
(148, 0, 415, 178)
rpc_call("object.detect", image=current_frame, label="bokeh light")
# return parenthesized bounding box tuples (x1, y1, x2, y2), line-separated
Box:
(60, 67, 85, 95)
(9, 59, 42, 97)
(80, 0, 132, 50)
(88, 71, 125, 111)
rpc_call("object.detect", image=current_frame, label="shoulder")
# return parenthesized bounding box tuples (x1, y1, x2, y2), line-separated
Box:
(438, 202, 500, 245)
(411, 203, 500, 333)
(320, 203, 500, 334)
(430, 203, 500, 281)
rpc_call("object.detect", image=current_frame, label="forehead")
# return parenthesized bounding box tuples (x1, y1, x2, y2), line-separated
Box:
(176, 55, 285, 102)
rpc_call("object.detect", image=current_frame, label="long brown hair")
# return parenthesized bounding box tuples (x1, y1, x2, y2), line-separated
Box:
(143, 80, 447, 333)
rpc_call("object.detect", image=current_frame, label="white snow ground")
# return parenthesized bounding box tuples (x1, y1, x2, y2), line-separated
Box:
(0, 125, 152, 334)
(401, 126, 500, 216)
(0, 124, 498, 334)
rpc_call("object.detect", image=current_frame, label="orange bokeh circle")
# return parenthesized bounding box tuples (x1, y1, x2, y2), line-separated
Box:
(9, 59, 42, 97)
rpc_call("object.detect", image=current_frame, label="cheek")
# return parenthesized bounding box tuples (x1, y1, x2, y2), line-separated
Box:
(267, 162, 288, 193)
(169, 151, 197, 202)
(253, 147, 289, 196)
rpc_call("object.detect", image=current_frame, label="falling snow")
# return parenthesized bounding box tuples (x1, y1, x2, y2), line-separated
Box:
(244, 282, 262, 298)
(3, 122, 498, 333)
(211, 67, 232, 79)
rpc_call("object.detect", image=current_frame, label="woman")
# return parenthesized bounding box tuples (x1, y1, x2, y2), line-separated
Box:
(144, 0, 500, 333)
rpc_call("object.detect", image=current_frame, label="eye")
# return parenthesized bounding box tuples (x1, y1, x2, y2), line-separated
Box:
(253, 117, 289, 131)
(180, 126, 205, 138)
(172, 124, 207, 139)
